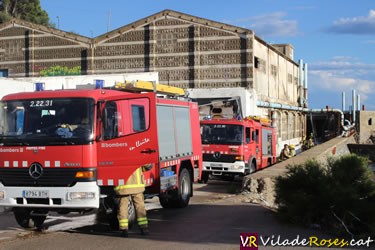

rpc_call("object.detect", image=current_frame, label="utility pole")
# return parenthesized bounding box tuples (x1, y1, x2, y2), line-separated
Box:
(56, 16, 60, 29)
(107, 10, 111, 32)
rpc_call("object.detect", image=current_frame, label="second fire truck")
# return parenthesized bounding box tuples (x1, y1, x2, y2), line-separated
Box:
(200, 116, 276, 183)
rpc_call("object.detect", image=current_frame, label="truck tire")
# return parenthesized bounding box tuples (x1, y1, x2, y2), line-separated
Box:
(97, 195, 135, 231)
(174, 168, 192, 208)
(159, 194, 173, 209)
(13, 208, 46, 229)
(159, 168, 192, 208)
(249, 161, 256, 174)
(200, 171, 210, 183)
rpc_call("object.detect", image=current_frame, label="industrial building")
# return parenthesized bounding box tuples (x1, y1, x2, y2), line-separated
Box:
(0, 9, 309, 150)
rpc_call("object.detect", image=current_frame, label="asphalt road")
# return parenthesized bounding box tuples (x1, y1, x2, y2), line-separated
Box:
(0, 179, 369, 250)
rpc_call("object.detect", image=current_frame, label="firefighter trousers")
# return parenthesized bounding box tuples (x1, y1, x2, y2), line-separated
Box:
(118, 192, 148, 230)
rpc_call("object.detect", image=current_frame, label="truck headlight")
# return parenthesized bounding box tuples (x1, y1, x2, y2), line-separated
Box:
(0, 191, 4, 200)
(68, 192, 96, 200)
(232, 165, 243, 170)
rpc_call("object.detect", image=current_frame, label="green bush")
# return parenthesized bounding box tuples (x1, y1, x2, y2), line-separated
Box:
(40, 65, 81, 76)
(275, 154, 375, 237)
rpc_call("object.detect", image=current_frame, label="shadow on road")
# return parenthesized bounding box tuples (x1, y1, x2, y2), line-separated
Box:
(194, 179, 242, 194)
(66, 202, 332, 246)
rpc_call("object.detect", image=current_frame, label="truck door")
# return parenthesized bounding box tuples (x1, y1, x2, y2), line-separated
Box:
(97, 93, 159, 187)
(252, 128, 261, 167)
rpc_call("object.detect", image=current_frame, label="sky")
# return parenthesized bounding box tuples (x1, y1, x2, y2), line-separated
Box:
(40, 0, 375, 110)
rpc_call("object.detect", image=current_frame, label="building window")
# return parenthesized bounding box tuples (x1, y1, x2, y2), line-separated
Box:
(369, 118, 372, 126)
(288, 73, 293, 83)
(271, 64, 277, 77)
(294, 77, 298, 85)
(254, 56, 266, 74)
(0, 69, 8, 77)
(157, 33, 176, 51)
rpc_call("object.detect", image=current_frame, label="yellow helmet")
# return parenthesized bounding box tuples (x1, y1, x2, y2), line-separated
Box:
(289, 144, 295, 149)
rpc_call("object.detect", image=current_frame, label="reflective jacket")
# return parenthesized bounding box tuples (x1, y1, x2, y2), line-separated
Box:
(114, 165, 151, 195)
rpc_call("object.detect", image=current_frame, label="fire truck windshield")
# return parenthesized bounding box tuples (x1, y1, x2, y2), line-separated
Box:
(201, 124, 243, 145)
(0, 98, 95, 146)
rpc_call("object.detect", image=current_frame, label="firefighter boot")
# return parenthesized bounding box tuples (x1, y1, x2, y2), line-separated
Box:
(140, 228, 149, 235)
(121, 229, 129, 238)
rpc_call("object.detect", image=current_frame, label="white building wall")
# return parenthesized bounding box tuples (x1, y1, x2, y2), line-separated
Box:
(0, 72, 159, 99)
(187, 87, 258, 117)
(253, 39, 269, 100)
(268, 50, 279, 101)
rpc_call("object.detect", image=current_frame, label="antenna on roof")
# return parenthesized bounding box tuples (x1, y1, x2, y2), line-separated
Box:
(107, 10, 111, 32)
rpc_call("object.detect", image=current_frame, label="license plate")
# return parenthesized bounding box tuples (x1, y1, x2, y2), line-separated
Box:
(23, 190, 49, 198)
(210, 163, 223, 168)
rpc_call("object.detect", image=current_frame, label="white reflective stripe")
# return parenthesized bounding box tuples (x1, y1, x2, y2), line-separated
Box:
(108, 179, 114, 185)
(118, 179, 124, 185)
(45, 161, 50, 167)
(4, 161, 9, 167)
(97, 179, 103, 186)
(13, 161, 18, 167)
(22, 161, 28, 167)
(55, 161, 60, 167)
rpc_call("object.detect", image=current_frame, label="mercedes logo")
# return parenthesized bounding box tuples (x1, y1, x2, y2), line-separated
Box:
(213, 151, 221, 159)
(29, 163, 43, 179)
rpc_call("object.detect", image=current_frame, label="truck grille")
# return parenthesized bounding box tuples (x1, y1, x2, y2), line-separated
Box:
(0, 168, 96, 187)
(203, 153, 236, 163)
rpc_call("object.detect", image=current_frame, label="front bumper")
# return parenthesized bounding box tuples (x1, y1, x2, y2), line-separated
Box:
(203, 161, 246, 175)
(0, 181, 100, 209)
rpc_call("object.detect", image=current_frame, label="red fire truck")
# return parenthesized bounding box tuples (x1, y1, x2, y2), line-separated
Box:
(200, 117, 276, 183)
(0, 82, 202, 229)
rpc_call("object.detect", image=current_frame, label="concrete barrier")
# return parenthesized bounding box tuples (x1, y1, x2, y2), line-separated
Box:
(241, 136, 356, 208)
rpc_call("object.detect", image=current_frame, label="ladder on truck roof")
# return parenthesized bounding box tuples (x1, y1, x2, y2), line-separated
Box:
(114, 80, 185, 96)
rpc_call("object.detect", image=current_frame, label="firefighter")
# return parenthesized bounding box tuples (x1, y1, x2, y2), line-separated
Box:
(288, 144, 296, 157)
(301, 136, 309, 151)
(308, 133, 315, 148)
(114, 164, 152, 237)
(279, 144, 292, 161)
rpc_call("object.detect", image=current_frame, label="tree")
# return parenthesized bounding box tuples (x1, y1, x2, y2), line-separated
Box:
(0, 0, 50, 26)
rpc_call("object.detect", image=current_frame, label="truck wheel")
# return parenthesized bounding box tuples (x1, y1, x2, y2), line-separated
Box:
(159, 194, 173, 209)
(159, 168, 192, 208)
(96, 195, 118, 230)
(13, 208, 46, 229)
(249, 161, 256, 174)
(107, 197, 136, 230)
(200, 171, 210, 183)
(174, 168, 192, 208)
